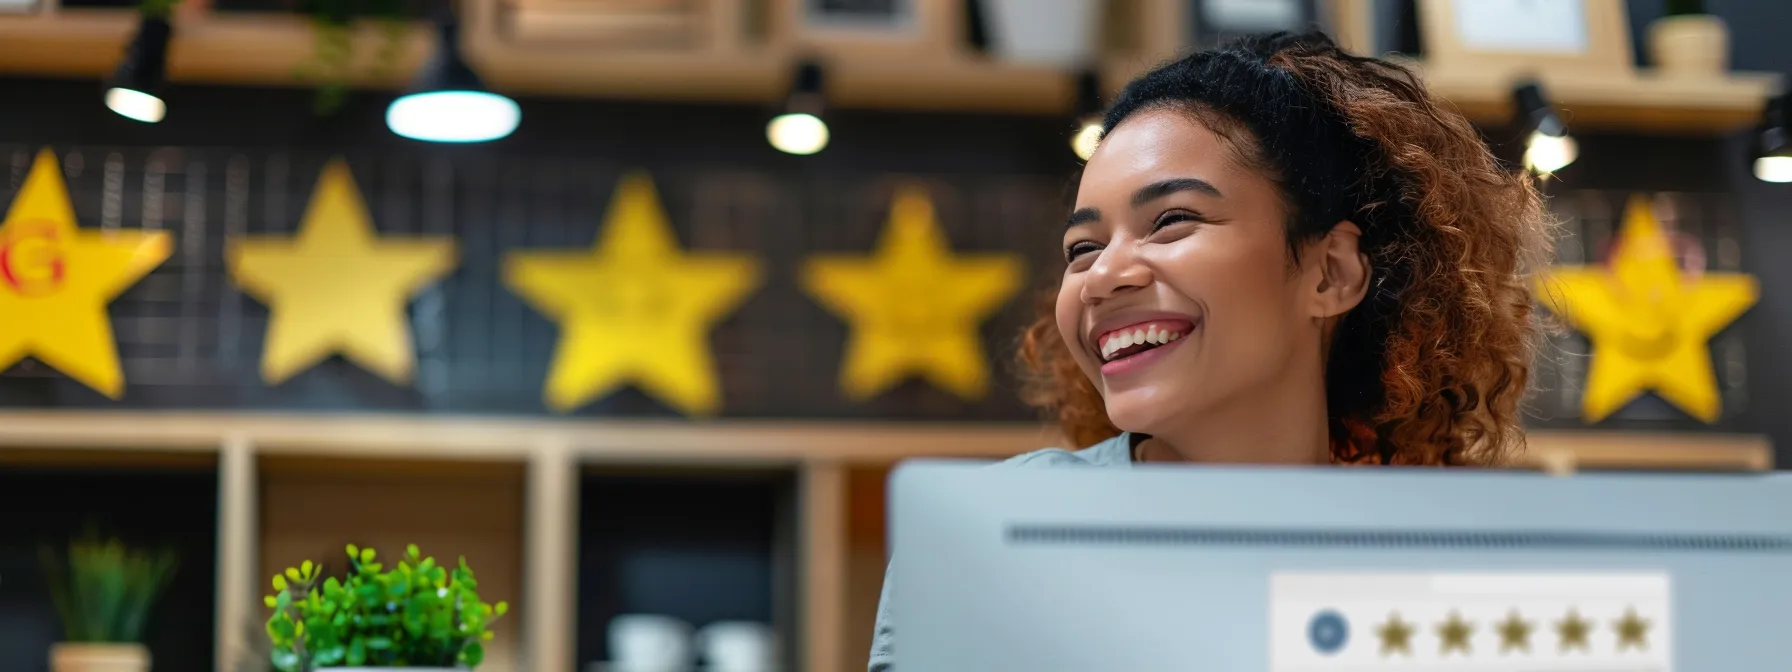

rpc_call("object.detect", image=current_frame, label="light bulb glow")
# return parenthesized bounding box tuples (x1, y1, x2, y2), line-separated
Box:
(1524, 131, 1577, 175)
(1756, 155, 1792, 183)
(386, 90, 520, 143)
(767, 113, 829, 155)
(106, 87, 165, 124)
(1071, 122, 1102, 161)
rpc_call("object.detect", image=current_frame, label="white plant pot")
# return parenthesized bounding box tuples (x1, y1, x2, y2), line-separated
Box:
(980, 0, 1102, 67)
(49, 643, 151, 672)
(1647, 14, 1729, 77)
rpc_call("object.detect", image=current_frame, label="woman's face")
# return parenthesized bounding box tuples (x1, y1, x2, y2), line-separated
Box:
(1057, 108, 1338, 435)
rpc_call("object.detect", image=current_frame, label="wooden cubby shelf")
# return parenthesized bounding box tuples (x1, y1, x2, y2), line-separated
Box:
(0, 448, 220, 672)
(0, 412, 1770, 672)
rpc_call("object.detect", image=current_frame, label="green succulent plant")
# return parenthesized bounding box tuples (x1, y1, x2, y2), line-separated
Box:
(39, 535, 179, 643)
(264, 544, 509, 671)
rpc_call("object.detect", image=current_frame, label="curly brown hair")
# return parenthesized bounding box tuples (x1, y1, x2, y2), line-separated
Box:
(1019, 32, 1553, 467)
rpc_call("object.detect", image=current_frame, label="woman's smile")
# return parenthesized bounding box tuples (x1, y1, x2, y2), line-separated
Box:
(1089, 315, 1199, 377)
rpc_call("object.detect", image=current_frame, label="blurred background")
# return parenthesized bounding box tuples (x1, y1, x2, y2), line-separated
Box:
(0, 0, 1787, 671)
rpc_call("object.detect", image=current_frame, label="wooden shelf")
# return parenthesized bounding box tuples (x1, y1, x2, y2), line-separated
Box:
(0, 412, 1773, 672)
(0, 4, 1779, 127)
(1417, 62, 1781, 135)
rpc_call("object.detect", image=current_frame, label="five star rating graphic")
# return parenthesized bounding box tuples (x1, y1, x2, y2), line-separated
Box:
(1272, 572, 1672, 670)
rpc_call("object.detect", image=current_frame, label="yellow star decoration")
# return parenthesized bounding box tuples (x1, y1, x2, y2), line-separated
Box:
(1535, 195, 1758, 423)
(503, 172, 760, 415)
(1614, 607, 1651, 651)
(1497, 610, 1533, 653)
(801, 187, 1023, 401)
(227, 158, 457, 386)
(0, 149, 170, 398)
(1556, 608, 1592, 653)
(1375, 612, 1414, 657)
(1437, 611, 1474, 656)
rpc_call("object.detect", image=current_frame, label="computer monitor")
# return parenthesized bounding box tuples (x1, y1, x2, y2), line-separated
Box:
(889, 461, 1792, 671)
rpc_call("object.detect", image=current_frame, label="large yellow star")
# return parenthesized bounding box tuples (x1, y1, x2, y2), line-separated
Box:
(1535, 195, 1758, 423)
(503, 172, 760, 415)
(0, 149, 170, 398)
(801, 187, 1023, 401)
(227, 158, 457, 386)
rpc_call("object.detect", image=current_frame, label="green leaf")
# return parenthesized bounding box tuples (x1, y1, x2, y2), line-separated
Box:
(495, 601, 509, 616)
(313, 643, 345, 666)
(263, 595, 278, 608)
(368, 635, 394, 650)
(284, 567, 301, 581)
(346, 543, 360, 559)
(272, 575, 288, 591)
(300, 560, 314, 578)
(407, 543, 420, 560)
(271, 649, 302, 672)
(459, 641, 485, 667)
(360, 548, 376, 563)
(347, 636, 367, 666)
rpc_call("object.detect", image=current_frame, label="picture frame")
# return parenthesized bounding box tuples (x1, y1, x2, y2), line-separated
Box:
(773, 0, 961, 59)
(1188, 0, 1322, 48)
(1417, 0, 1633, 77)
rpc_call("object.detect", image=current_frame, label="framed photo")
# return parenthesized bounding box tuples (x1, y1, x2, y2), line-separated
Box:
(774, 0, 960, 58)
(1417, 0, 1633, 77)
(1189, 0, 1321, 48)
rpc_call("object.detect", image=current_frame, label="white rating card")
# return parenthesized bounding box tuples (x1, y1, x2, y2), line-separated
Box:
(1270, 572, 1672, 671)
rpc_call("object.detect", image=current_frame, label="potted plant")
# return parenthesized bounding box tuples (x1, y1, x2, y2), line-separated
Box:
(264, 544, 509, 671)
(39, 535, 180, 672)
(1648, 0, 1729, 77)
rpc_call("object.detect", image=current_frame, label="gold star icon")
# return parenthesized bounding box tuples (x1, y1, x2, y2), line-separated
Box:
(228, 158, 457, 386)
(1496, 610, 1533, 653)
(1535, 195, 1758, 423)
(1556, 608, 1593, 653)
(504, 172, 760, 415)
(801, 187, 1023, 401)
(1436, 611, 1473, 656)
(1375, 612, 1413, 657)
(1614, 607, 1651, 651)
(0, 149, 170, 397)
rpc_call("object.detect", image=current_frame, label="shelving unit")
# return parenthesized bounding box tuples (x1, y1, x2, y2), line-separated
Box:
(0, 447, 220, 672)
(0, 411, 1771, 672)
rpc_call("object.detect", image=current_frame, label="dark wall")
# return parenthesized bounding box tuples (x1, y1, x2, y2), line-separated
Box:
(2, 0, 1791, 450)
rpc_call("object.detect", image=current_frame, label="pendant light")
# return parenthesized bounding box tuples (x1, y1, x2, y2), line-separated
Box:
(386, 17, 519, 143)
(1753, 90, 1791, 183)
(1514, 81, 1576, 176)
(767, 60, 829, 156)
(105, 13, 173, 124)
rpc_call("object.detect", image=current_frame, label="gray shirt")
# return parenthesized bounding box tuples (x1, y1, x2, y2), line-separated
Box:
(867, 432, 1137, 671)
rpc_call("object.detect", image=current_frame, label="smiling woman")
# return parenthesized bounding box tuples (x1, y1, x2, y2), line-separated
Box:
(868, 30, 1555, 671)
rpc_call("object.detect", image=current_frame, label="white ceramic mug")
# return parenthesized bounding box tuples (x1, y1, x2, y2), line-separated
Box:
(608, 614, 694, 672)
(695, 621, 776, 672)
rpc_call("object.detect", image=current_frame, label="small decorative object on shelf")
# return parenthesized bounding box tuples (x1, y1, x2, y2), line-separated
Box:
(40, 535, 180, 672)
(1649, 0, 1728, 77)
(264, 544, 510, 671)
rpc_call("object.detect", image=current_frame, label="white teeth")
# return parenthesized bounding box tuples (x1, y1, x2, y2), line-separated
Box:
(1146, 325, 1159, 344)
(1132, 328, 1146, 345)
(1119, 332, 1135, 348)
(1167, 331, 1180, 341)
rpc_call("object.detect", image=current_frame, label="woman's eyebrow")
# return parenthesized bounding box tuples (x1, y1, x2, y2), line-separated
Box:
(1132, 177, 1222, 207)
(1066, 207, 1100, 229)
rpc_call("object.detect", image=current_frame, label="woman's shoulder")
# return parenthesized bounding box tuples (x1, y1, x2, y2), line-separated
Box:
(999, 432, 1133, 468)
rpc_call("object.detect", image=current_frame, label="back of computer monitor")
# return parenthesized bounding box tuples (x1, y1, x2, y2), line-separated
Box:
(890, 461, 1792, 671)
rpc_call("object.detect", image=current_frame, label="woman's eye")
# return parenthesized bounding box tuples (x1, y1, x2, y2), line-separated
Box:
(1065, 241, 1101, 261)
(1153, 211, 1200, 231)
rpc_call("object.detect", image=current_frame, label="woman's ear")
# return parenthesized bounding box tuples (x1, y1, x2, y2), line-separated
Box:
(1310, 221, 1370, 319)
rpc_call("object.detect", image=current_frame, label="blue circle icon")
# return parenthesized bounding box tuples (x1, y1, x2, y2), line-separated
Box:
(1308, 610, 1349, 655)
